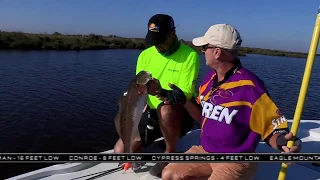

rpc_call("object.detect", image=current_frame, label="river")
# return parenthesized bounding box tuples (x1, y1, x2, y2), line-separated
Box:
(0, 50, 319, 179)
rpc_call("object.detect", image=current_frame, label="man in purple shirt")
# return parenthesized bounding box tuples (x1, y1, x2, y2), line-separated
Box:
(155, 24, 302, 179)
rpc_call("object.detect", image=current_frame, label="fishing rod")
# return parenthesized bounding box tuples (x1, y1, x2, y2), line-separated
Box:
(277, 5, 320, 180)
(69, 166, 123, 180)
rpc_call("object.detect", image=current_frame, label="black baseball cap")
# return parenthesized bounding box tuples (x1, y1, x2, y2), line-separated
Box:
(145, 14, 175, 45)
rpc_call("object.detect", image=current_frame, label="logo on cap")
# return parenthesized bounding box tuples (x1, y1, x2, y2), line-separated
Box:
(149, 23, 160, 32)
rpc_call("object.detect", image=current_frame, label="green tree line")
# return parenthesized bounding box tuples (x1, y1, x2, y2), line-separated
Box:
(0, 31, 316, 58)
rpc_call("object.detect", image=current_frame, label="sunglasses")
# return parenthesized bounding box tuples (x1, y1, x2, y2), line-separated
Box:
(201, 45, 216, 52)
(202, 45, 231, 54)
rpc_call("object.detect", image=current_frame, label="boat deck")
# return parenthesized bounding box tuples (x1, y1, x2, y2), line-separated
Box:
(7, 120, 320, 180)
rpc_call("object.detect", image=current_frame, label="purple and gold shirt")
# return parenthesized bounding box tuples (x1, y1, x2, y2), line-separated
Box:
(196, 64, 289, 153)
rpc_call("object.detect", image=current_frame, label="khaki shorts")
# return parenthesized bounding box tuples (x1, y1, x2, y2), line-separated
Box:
(164, 145, 259, 180)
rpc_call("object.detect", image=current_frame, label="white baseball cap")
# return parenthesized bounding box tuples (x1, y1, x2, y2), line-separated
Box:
(192, 24, 242, 50)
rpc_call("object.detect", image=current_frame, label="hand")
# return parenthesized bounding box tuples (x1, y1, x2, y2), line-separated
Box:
(146, 78, 162, 96)
(281, 132, 302, 153)
(156, 83, 186, 105)
(279, 132, 302, 165)
(136, 84, 147, 95)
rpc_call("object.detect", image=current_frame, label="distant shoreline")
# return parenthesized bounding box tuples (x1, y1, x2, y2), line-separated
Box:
(0, 31, 317, 58)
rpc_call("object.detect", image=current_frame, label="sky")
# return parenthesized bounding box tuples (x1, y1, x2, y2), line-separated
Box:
(1, 0, 320, 53)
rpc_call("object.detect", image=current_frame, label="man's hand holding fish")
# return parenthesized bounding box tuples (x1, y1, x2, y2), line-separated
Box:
(145, 78, 162, 96)
(155, 83, 187, 105)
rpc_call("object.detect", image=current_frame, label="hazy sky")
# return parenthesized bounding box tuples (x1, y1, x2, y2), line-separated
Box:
(1, 0, 320, 53)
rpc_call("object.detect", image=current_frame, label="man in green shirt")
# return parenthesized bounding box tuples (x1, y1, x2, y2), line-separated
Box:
(113, 14, 200, 177)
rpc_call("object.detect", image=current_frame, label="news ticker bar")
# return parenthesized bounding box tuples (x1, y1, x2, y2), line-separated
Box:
(0, 153, 319, 163)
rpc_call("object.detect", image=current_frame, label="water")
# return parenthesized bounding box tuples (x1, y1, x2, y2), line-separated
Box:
(0, 50, 319, 178)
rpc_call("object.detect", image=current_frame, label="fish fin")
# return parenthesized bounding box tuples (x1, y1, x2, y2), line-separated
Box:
(133, 128, 141, 141)
(114, 113, 122, 139)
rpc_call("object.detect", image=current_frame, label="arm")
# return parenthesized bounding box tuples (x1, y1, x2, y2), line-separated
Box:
(183, 95, 202, 122)
(249, 92, 291, 151)
(177, 52, 200, 100)
(158, 82, 202, 122)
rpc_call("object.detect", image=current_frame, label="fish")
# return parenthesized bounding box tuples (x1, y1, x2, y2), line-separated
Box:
(114, 70, 153, 171)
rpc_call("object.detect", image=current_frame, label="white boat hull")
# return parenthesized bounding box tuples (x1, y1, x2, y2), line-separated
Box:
(6, 120, 320, 180)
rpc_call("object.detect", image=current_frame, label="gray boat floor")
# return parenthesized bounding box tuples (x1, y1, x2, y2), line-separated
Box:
(7, 120, 320, 180)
